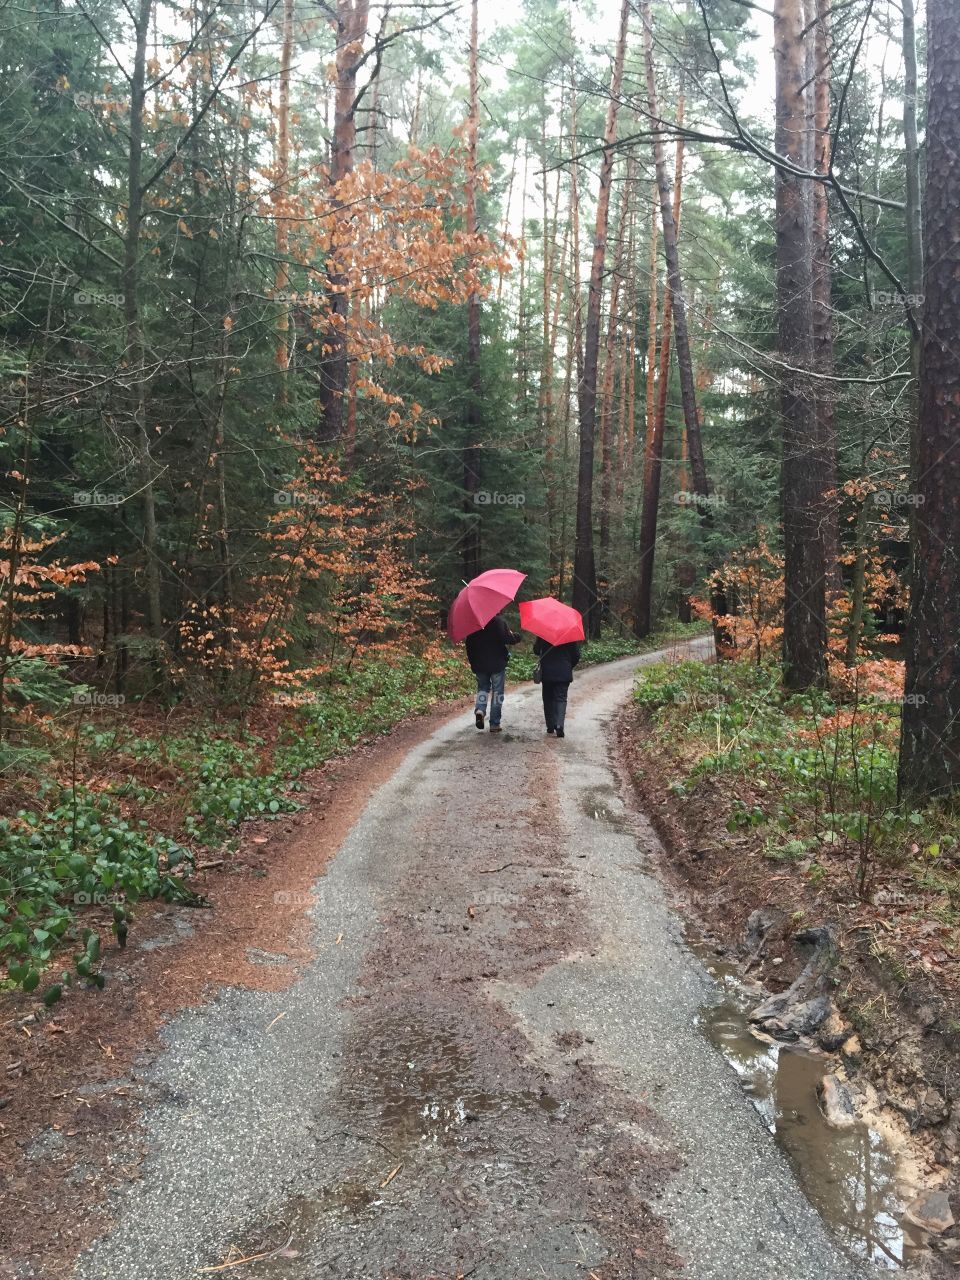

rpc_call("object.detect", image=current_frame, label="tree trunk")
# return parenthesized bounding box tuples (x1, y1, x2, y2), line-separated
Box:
(845, 493, 870, 666)
(812, 0, 838, 587)
(461, 0, 482, 580)
(274, 0, 294, 389)
(642, 184, 658, 485)
(317, 0, 369, 444)
(568, 66, 585, 404)
(898, 0, 960, 800)
(902, 0, 923, 594)
(634, 53, 691, 638)
(774, 0, 826, 689)
(124, 0, 163, 645)
(599, 174, 630, 564)
(902, 0, 923, 353)
(572, 0, 629, 636)
(639, 18, 707, 502)
(546, 218, 570, 581)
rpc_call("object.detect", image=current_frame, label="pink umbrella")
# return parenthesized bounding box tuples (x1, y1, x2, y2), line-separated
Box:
(518, 597, 585, 645)
(448, 568, 527, 643)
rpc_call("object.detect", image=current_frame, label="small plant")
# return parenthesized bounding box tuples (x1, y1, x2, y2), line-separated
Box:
(0, 789, 199, 993)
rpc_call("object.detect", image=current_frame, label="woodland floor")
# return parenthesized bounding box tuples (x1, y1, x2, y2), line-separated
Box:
(0, 638, 952, 1280)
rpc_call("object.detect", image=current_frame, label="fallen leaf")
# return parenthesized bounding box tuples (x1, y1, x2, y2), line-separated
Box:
(380, 1163, 402, 1188)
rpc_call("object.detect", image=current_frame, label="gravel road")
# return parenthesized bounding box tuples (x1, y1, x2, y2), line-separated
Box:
(73, 638, 881, 1280)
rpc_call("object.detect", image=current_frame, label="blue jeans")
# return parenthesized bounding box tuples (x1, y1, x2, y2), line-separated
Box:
(475, 669, 506, 726)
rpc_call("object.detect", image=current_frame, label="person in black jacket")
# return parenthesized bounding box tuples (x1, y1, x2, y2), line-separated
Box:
(464, 612, 522, 732)
(533, 636, 581, 738)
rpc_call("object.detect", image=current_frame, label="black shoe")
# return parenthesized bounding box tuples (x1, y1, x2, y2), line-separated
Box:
(475, 711, 484, 729)
(546, 727, 555, 735)
(555, 728, 565, 738)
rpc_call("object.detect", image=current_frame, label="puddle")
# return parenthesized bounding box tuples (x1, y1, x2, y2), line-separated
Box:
(692, 940, 923, 1269)
(579, 786, 631, 832)
(343, 1019, 564, 1151)
(213, 1019, 571, 1277)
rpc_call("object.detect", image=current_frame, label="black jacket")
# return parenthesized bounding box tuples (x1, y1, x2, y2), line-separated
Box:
(465, 615, 521, 673)
(534, 637, 582, 683)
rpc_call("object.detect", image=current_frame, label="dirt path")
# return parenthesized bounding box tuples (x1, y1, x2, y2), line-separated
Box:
(69, 639, 881, 1280)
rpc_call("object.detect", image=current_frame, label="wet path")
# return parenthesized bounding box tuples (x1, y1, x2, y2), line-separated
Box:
(73, 639, 882, 1280)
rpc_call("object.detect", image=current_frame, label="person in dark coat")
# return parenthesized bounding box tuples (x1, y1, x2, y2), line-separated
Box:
(533, 636, 581, 737)
(465, 611, 521, 732)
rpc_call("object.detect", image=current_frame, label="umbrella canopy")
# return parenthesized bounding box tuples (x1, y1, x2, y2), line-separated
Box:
(518, 597, 585, 646)
(448, 568, 527, 643)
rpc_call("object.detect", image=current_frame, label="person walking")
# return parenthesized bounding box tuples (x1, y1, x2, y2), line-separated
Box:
(533, 636, 581, 738)
(465, 610, 521, 733)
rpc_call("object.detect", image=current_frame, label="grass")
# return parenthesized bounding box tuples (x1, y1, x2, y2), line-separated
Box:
(632, 655, 960, 924)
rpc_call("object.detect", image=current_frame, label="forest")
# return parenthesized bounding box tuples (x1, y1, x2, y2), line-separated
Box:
(6, 1, 960, 1274)
(1, 0, 959, 996)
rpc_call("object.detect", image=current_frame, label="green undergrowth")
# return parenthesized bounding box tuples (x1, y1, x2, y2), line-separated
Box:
(633, 658, 960, 912)
(0, 650, 470, 999)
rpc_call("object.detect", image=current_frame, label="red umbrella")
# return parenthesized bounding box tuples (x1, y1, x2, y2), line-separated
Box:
(448, 568, 527, 643)
(518, 597, 585, 645)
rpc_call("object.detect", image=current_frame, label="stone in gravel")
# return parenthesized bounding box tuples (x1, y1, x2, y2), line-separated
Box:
(905, 1189, 955, 1234)
(818, 1074, 858, 1129)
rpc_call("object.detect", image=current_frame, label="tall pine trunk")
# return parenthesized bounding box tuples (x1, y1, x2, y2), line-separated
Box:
(812, 0, 838, 586)
(572, 0, 629, 635)
(898, 0, 960, 799)
(634, 106, 685, 639)
(124, 0, 163, 645)
(599, 175, 630, 565)
(461, 0, 483, 579)
(318, 0, 369, 444)
(774, 0, 826, 689)
(274, 0, 294, 389)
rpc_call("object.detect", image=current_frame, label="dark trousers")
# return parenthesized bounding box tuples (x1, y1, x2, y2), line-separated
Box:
(541, 680, 570, 730)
